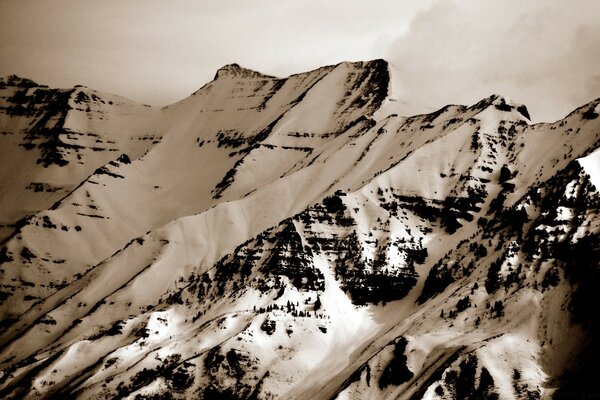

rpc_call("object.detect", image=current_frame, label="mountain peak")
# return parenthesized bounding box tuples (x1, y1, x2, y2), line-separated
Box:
(213, 63, 276, 80)
(320, 59, 389, 79)
(333, 58, 388, 69)
(355, 58, 388, 70)
(472, 93, 530, 120)
(0, 74, 40, 88)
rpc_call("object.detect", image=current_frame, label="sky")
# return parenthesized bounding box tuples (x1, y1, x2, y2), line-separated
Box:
(1, 0, 599, 122)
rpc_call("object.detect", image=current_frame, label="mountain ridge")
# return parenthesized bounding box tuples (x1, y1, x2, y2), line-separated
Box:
(0, 60, 598, 399)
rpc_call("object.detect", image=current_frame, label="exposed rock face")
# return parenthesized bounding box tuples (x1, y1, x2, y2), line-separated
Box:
(0, 61, 598, 399)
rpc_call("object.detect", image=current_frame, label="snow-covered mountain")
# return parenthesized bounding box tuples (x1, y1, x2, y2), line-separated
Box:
(0, 60, 598, 399)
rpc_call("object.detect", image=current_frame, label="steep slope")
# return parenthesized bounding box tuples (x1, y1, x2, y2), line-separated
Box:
(0, 60, 390, 321)
(0, 63, 598, 400)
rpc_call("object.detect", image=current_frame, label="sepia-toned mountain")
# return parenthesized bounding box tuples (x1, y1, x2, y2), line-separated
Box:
(0, 60, 598, 399)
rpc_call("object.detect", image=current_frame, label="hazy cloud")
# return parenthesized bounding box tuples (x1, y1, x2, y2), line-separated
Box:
(387, 0, 600, 122)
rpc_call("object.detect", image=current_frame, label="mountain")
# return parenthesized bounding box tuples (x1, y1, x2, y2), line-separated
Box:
(0, 60, 598, 399)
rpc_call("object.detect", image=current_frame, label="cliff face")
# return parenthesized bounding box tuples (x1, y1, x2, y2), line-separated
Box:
(0, 61, 598, 400)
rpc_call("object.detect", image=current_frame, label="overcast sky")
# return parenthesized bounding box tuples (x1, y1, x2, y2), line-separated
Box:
(1, 0, 599, 122)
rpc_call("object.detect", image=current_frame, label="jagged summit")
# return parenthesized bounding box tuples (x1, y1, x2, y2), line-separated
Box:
(0, 74, 41, 88)
(286, 58, 389, 79)
(471, 93, 531, 120)
(213, 63, 276, 80)
(351, 58, 388, 70)
(326, 58, 389, 72)
(213, 59, 390, 85)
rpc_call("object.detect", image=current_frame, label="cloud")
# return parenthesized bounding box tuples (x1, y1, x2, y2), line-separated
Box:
(387, 0, 600, 122)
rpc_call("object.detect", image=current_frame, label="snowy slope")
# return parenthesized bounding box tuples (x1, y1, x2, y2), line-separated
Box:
(0, 60, 390, 320)
(0, 76, 158, 241)
(0, 62, 598, 400)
